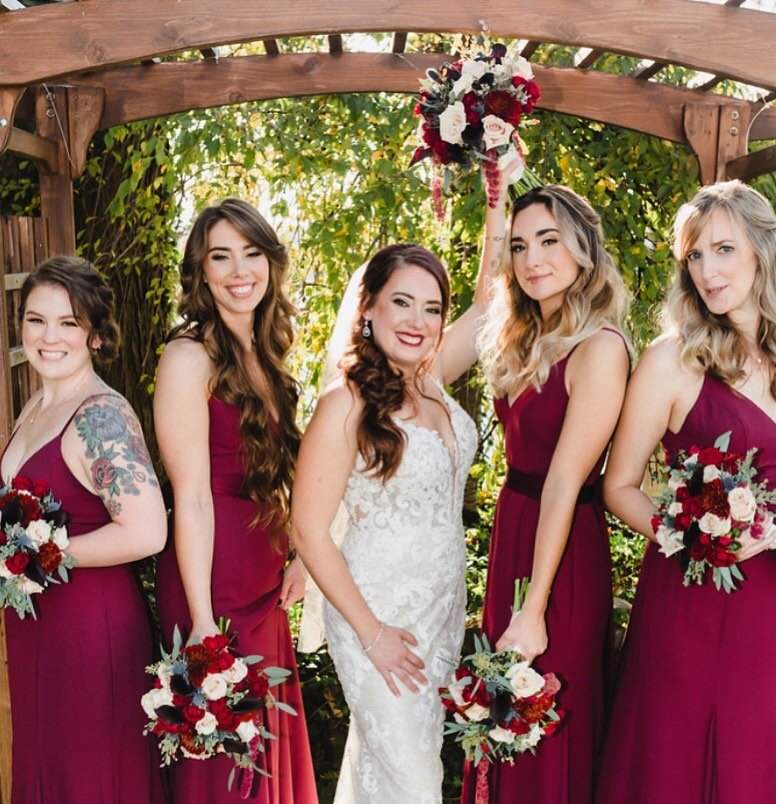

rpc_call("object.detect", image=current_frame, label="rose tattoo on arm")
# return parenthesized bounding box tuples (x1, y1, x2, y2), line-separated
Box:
(75, 394, 160, 518)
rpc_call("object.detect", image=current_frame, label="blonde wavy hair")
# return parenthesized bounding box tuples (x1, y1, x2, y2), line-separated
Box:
(479, 185, 629, 397)
(663, 179, 776, 398)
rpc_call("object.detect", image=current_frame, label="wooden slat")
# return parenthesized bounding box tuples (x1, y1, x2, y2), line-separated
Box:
(726, 144, 776, 182)
(0, 87, 24, 153)
(392, 31, 407, 53)
(263, 39, 280, 55)
(1, 0, 774, 91)
(327, 34, 343, 54)
(5, 127, 58, 173)
(78, 53, 756, 147)
(576, 48, 604, 70)
(3, 272, 28, 291)
(200, 47, 217, 58)
(750, 107, 776, 142)
(696, 75, 723, 93)
(8, 346, 26, 368)
(631, 60, 665, 80)
(520, 40, 541, 59)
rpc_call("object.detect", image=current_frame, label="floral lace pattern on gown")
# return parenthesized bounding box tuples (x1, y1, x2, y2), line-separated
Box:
(324, 382, 478, 804)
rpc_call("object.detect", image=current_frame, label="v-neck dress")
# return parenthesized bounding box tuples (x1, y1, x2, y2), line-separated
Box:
(1, 399, 165, 803)
(597, 374, 776, 803)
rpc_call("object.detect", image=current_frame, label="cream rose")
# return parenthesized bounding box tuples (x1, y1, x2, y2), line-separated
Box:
(195, 711, 218, 736)
(223, 658, 248, 684)
(439, 102, 467, 145)
(156, 663, 173, 689)
(462, 59, 489, 79)
(728, 486, 757, 523)
(668, 476, 686, 492)
(489, 726, 517, 744)
(140, 686, 173, 719)
(466, 702, 490, 722)
(452, 72, 475, 97)
(51, 527, 69, 549)
(512, 56, 534, 80)
(655, 525, 685, 558)
(505, 662, 545, 699)
(236, 719, 259, 744)
(703, 465, 721, 483)
(524, 722, 542, 749)
(25, 519, 52, 547)
(482, 115, 514, 150)
(698, 512, 732, 537)
(19, 577, 44, 595)
(200, 673, 228, 701)
(668, 502, 684, 517)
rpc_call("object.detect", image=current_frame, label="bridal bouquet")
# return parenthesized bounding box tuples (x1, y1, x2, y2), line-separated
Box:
(0, 475, 74, 619)
(410, 42, 541, 217)
(142, 625, 295, 796)
(440, 580, 563, 803)
(652, 430, 776, 593)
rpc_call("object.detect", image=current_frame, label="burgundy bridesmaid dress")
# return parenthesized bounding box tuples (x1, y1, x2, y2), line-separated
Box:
(155, 396, 318, 803)
(462, 338, 622, 804)
(597, 374, 776, 804)
(2, 399, 165, 803)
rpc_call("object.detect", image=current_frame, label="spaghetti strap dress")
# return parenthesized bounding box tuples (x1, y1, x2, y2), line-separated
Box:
(1, 396, 165, 803)
(597, 374, 776, 804)
(155, 395, 318, 803)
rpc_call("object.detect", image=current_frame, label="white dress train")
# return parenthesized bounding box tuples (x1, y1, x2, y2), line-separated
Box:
(324, 383, 478, 803)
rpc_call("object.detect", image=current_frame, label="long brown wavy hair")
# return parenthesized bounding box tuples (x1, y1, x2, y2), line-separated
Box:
(169, 198, 301, 544)
(663, 179, 776, 398)
(340, 243, 450, 481)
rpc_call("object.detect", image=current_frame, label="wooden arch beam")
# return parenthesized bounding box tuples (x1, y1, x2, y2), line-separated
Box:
(0, 0, 774, 90)
(74, 53, 758, 148)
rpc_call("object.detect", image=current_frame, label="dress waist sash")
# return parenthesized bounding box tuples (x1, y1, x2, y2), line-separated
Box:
(504, 467, 602, 505)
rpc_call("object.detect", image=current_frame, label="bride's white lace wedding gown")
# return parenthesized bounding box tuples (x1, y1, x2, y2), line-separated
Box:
(324, 383, 478, 803)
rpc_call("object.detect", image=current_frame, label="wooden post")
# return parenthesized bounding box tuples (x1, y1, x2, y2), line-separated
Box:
(34, 86, 76, 256)
(683, 104, 721, 185)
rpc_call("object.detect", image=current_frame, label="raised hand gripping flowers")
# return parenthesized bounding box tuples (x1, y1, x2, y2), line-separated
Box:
(652, 430, 776, 593)
(411, 43, 541, 218)
(142, 624, 296, 798)
(0, 475, 74, 619)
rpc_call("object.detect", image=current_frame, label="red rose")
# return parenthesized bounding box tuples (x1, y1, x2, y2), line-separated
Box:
(36, 541, 62, 574)
(6, 551, 30, 575)
(209, 697, 238, 731)
(689, 532, 712, 562)
(172, 693, 191, 708)
(683, 497, 705, 519)
(91, 457, 117, 490)
(484, 90, 522, 126)
(11, 476, 32, 492)
(543, 709, 565, 735)
(247, 672, 269, 700)
(462, 91, 482, 126)
(673, 513, 692, 532)
(710, 544, 736, 568)
(650, 514, 662, 534)
(202, 634, 229, 653)
(676, 486, 690, 502)
(182, 705, 205, 723)
(31, 479, 50, 498)
(421, 125, 450, 164)
(510, 76, 541, 112)
(697, 447, 723, 466)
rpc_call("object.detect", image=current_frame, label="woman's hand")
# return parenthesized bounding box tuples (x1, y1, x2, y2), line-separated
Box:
(187, 617, 219, 645)
(736, 518, 776, 562)
(278, 555, 307, 610)
(363, 623, 428, 697)
(496, 608, 548, 662)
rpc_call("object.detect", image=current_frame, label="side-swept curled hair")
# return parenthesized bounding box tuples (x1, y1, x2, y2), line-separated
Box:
(169, 198, 301, 542)
(479, 185, 629, 396)
(663, 179, 776, 398)
(21, 255, 120, 364)
(340, 243, 450, 481)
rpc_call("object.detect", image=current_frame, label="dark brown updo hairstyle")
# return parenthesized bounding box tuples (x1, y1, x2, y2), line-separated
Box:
(169, 198, 300, 545)
(341, 243, 451, 481)
(20, 255, 120, 364)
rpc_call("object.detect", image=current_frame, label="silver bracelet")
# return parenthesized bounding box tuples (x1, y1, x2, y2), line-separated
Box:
(363, 622, 385, 654)
(484, 234, 505, 242)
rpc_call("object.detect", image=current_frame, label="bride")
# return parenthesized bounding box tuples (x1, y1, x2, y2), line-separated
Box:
(292, 162, 516, 802)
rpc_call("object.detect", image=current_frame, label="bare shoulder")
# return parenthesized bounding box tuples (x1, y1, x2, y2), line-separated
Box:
(568, 328, 629, 387)
(315, 378, 364, 425)
(158, 336, 212, 377)
(636, 334, 695, 383)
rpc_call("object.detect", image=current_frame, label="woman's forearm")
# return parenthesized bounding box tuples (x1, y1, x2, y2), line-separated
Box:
(173, 496, 217, 626)
(605, 482, 658, 542)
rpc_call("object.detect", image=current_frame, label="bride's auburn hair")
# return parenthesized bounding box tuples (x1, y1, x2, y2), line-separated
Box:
(169, 198, 301, 541)
(341, 243, 450, 481)
(479, 185, 629, 397)
(663, 180, 776, 398)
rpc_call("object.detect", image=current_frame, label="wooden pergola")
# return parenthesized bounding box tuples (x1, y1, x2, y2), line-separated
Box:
(0, 0, 774, 799)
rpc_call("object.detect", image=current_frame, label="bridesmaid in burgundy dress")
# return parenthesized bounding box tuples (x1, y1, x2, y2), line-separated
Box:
(598, 181, 776, 803)
(1, 257, 167, 803)
(154, 199, 317, 803)
(462, 185, 630, 803)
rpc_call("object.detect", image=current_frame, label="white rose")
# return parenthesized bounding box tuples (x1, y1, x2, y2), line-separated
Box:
(703, 465, 721, 483)
(667, 476, 686, 492)
(25, 519, 51, 547)
(511, 56, 534, 80)
(19, 577, 43, 595)
(195, 711, 218, 736)
(140, 686, 173, 720)
(462, 59, 489, 79)
(0, 561, 13, 579)
(223, 658, 248, 684)
(51, 527, 69, 549)
(236, 719, 259, 744)
(698, 512, 732, 537)
(200, 673, 228, 701)
(466, 703, 490, 722)
(489, 726, 517, 744)
(524, 722, 542, 749)
(439, 102, 467, 145)
(668, 502, 684, 517)
(728, 486, 757, 523)
(482, 114, 514, 150)
(452, 72, 475, 97)
(655, 525, 685, 558)
(156, 663, 173, 689)
(505, 662, 544, 699)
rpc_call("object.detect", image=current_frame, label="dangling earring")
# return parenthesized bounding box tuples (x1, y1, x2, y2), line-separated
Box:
(362, 320, 371, 338)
